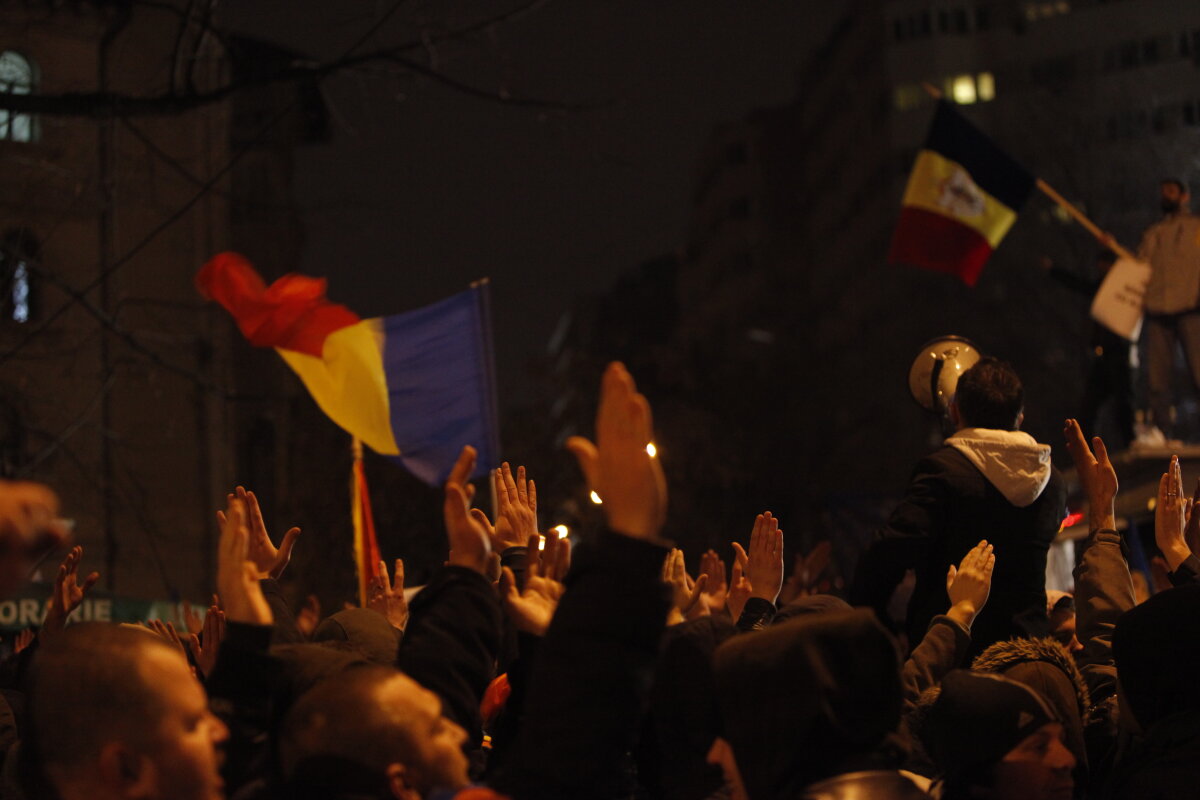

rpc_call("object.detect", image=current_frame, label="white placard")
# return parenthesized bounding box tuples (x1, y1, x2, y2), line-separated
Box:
(1090, 257, 1150, 341)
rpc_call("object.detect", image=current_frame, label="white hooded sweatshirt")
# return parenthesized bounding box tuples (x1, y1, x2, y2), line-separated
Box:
(944, 427, 1053, 508)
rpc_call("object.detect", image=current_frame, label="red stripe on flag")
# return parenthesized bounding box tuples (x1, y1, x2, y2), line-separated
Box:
(196, 252, 360, 357)
(888, 206, 994, 287)
(354, 458, 382, 607)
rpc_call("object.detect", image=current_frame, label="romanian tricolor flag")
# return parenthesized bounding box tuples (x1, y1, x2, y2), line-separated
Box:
(889, 100, 1035, 286)
(197, 252, 500, 485)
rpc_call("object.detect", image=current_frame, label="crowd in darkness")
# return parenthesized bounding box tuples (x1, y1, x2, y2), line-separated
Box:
(0, 358, 1196, 800)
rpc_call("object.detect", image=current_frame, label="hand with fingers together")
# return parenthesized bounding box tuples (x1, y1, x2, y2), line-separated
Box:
(1156, 455, 1193, 572)
(734, 512, 784, 605)
(662, 548, 708, 624)
(499, 531, 571, 635)
(697, 549, 729, 616)
(443, 445, 492, 575)
(11, 628, 32, 655)
(1183, 474, 1200, 556)
(41, 545, 100, 639)
(727, 542, 752, 620)
(216, 486, 300, 580)
(187, 601, 225, 679)
(945, 540, 995, 630)
(1063, 419, 1118, 532)
(367, 558, 410, 632)
(566, 362, 667, 540)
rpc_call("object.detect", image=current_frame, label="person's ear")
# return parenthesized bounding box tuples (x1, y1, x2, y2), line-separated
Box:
(386, 763, 420, 800)
(97, 742, 155, 798)
(1015, 410, 1025, 430)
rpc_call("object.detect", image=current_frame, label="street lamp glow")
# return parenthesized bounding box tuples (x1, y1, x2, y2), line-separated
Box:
(590, 490, 603, 505)
(645, 442, 657, 458)
(553, 524, 569, 538)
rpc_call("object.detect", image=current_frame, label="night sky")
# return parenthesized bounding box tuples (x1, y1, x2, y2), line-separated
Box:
(222, 1, 845, 402)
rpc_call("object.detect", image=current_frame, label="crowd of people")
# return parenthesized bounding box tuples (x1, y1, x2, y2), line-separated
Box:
(0, 359, 1196, 799)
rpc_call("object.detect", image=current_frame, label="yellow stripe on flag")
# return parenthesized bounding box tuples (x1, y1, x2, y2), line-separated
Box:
(901, 150, 1019, 248)
(277, 319, 401, 456)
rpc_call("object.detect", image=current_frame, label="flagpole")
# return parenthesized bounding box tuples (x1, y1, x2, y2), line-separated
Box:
(919, 82, 1136, 261)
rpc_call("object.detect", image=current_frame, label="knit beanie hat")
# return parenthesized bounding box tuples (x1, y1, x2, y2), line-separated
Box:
(925, 670, 1058, 781)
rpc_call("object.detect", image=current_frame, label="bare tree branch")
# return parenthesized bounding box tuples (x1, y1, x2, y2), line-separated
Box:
(0, 0, 588, 118)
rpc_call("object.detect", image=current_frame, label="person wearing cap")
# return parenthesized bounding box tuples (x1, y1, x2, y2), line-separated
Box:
(923, 670, 1075, 800)
(706, 608, 928, 800)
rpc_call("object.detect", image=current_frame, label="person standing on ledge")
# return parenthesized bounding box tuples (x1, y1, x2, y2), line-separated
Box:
(1139, 178, 1200, 445)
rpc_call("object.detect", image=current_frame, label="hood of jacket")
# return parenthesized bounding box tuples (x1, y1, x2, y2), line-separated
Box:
(945, 428, 1052, 507)
(971, 637, 1091, 775)
(713, 609, 903, 800)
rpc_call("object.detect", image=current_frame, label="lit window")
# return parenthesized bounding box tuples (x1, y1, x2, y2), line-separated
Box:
(0, 51, 36, 143)
(952, 74, 977, 104)
(0, 230, 37, 323)
(977, 72, 996, 102)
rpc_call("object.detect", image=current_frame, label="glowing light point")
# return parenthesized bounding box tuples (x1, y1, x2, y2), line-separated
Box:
(590, 490, 603, 505)
(537, 534, 546, 551)
(553, 524, 569, 538)
(646, 442, 658, 458)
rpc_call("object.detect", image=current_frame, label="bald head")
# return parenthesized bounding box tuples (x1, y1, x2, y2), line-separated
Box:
(280, 665, 469, 798)
(27, 622, 228, 800)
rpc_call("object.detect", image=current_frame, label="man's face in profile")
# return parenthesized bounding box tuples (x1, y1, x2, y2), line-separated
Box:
(136, 647, 229, 800)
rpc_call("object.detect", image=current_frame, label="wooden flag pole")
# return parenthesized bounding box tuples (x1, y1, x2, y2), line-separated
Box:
(919, 82, 1137, 261)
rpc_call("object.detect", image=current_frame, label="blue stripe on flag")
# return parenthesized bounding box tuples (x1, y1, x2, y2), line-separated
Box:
(379, 283, 499, 485)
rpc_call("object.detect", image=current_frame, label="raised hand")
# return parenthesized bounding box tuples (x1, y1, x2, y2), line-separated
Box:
(146, 619, 188, 657)
(472, 463, 539, 552)
(367, 558, 409, 632)
(1183, 476, 1200, 556)
(698, 549, 729, 615)
(187, 601, 225, 679)
(566, 362, 667, 540)
(181, 601, 205, 637)
(743, 512, 784, 604)
(1064, 419, 1118, 531)
(662, 548, 708, 623)
(41, 545, 99, 638)
(443, 445, 492, 574)
(296, 594, 321, 638)
(217, 497, 273, 626)
(499, 532, 570, 635)
(727, 542, 752, 619)
(11, 628, 32, 655)
(1156, 456, 1192, 571)
(216, 487, 300, 580)
(945, 540, 995, 629)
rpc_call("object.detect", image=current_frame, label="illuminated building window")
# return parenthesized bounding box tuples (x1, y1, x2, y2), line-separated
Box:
(951, 74, 977, 104)
(0, 229, 37, 323)
(0, 51, 36, 143)
(976, 72, 996, 102)
(939, 73, 996, 106)
(1026, 1, 1071, 20)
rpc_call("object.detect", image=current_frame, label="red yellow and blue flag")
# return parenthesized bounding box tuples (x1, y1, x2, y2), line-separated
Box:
(196, 252, 500, 485)
(889, 100, 1035, 286)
